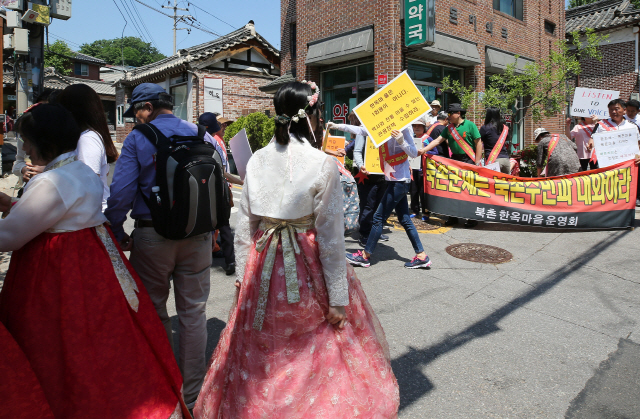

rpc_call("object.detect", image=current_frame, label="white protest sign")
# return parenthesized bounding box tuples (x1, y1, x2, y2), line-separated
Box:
(410, 137, 423, 170)
(484, 162, 501, 172)
(229, 129, 252, 179)
(593, 128, 640, 167)
(571, 87, 620, 119)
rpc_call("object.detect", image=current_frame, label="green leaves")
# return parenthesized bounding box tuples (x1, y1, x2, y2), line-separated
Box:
(78, 37, 166, 67)
(222, 112, 275, 152)
(441, 29, 607, 125)
(44, 40, 74, 75)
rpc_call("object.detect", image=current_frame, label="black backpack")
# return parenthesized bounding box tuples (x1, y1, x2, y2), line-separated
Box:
(133, 123, 231, 240)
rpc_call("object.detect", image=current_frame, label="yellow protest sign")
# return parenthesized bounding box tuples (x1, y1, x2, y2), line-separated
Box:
(325, 136, 346, 164)
(364, 137, 384, 175)
(353, 71, 431, 148)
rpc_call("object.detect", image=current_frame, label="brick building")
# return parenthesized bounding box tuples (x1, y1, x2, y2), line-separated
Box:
(276, 0, 566, 150)
(566, 0, 640, 101)
(66, 52, 106, 81)
(115, 22, 280, 143)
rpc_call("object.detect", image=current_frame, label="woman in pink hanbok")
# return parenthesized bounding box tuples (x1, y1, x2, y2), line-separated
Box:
(194, 82, 399, 418)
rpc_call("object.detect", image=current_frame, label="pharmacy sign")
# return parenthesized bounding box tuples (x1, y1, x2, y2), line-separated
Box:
(404, 0, 435, 48)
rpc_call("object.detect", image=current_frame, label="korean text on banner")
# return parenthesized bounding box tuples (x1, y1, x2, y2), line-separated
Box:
(353, 71, 431, 148)
(364, 137, 384, 174)
(228, 129, 253, 180)
(423, 155, 637, 229)
(593, 128, 640, 167)
(325, 136, 346, 164)
(571, 87, 620, 119)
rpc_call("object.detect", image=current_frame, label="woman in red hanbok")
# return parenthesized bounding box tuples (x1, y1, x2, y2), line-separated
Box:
(194, 82, 399, 418)
(0, 104, 188, 419)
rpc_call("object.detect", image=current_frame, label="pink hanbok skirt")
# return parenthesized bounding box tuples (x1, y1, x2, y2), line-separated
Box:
(194, 228, 399, 418)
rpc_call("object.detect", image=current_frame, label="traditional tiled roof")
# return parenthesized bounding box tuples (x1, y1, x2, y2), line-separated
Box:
(258, 71, 295, 93)
(63, 76, 116, 96)
(2, 68, 115, 97)
(73, 52, 107, 66)
(121, 21, 279, 84)
(566, 0, 640, 33)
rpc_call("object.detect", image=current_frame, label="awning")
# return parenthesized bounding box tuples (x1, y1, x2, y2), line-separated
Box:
(411, 32, 481, 66)
(305, 27, 374, 65)
(485, 47, 535, 73)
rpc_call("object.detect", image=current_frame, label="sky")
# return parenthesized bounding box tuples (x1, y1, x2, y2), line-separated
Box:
(46, 0, 282, 57)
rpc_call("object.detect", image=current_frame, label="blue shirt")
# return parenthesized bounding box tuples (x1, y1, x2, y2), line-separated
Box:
(105, 113, 226, 241)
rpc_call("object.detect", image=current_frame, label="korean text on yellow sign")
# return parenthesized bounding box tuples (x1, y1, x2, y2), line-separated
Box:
(353, 71, 431, 148)
(364, 137, 384, 174)
(325, 136, 346, 165)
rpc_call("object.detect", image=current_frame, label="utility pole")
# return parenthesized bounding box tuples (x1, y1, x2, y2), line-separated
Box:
(162, 0, 192, 55)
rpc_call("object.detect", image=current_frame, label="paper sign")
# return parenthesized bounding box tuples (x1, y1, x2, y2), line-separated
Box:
(410, 137, 424, 170)
(484, 162, 501, 172)
(228, 129, 252, 179)
(592, 128, 640, 167)
(353, 71, 431, 148)
(325, 136, 346, 164)
(363, 137, 384, 175)
(571, 87, 620, 119)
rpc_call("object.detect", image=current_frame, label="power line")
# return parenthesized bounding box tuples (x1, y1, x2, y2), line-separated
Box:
(127, 0, 159, 49)
(47, 32, 83, 48)
(118, 0, 151, 44)
(186, 1, 236, 30)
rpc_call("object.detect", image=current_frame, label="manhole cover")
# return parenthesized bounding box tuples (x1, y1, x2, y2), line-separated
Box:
(445, 243, 513, 264)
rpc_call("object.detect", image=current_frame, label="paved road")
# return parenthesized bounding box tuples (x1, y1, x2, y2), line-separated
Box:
(153, 185, 638, 418)
(2, 182, 638, 418)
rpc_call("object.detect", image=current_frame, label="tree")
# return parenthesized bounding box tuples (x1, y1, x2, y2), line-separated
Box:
(223, 112, 275, 151)
(44, 40, 74, 75)
(79, 37, 166, 67)
(441, 29, 607, 125)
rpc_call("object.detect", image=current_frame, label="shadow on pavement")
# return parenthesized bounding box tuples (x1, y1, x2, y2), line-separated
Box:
(391, 230, 631, 412)
(170, 316, 227, 363)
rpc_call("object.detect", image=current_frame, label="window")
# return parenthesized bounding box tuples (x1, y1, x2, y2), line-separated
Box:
(116, 104, 124, 126)
(171, 84, 189, 121)
(493, 0, 523, 20)
(74, 63, 89, 76)
(544, 20, 556, 35)
(408, 60, 463, 110)
(290, 23, 297, 58)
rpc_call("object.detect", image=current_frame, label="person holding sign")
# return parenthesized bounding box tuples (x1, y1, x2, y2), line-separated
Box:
(331, 121, 431, 269)
(328, 120, 389, 246)
(534, 128, 580, 177)
(480, 108, 511, 174)
(418, 103, 483, 228)
(566, 116, 598, 171)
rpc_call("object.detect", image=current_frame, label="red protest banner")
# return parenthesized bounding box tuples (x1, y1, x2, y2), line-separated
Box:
(423, 155, 637, 229)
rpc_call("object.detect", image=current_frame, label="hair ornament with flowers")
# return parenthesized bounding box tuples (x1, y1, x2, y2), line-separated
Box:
(275, 80, 321, 123)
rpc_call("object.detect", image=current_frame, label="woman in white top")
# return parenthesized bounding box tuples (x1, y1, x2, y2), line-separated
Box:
(194, 82, 399, 418)
(57, 84, 119, 211)
(0, 104, 188, 418)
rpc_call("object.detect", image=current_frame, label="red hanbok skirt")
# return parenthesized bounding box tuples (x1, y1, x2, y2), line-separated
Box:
(194, 228, 399, 419)
(0, 226, 186, 419)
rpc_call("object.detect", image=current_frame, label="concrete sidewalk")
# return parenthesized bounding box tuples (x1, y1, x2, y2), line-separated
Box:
(0, 184, 638, 418)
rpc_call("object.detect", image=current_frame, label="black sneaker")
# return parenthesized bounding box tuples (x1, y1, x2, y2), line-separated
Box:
(636, 199, 640, 207)
(225, 262, 236, 276)
(404, 255, 432, 269)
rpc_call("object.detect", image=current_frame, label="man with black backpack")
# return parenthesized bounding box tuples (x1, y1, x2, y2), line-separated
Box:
(105, 83, 230, 410)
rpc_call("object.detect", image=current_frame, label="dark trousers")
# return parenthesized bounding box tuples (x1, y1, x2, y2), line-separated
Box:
(357, 177, 386, 239)
(218, 225, 235, 265)
(410, 169, 427, 215)
(579, 158, 598, 171)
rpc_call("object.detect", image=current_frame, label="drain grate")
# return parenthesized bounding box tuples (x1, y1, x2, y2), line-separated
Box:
(445, 243, 513, 264)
